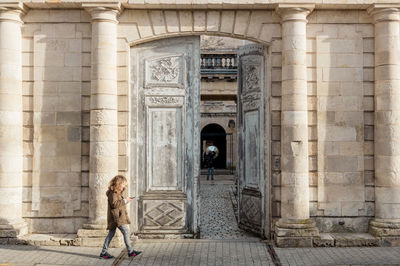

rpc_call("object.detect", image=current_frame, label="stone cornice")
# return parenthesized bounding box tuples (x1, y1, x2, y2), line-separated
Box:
(275, 4, 315, 23)
(8, 0, 400, 10)
(83, 2, 121, 23)
(367, 4, 400, 23)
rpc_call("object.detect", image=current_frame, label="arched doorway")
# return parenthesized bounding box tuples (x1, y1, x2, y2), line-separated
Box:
(201, 123, 227, 169)
(130, 35, 270, 240)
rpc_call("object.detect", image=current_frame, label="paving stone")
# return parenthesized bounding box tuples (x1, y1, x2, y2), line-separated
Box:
(0, 245, 121, 266)
(275, 247, 400, 266)
(121, 240, 274, 266)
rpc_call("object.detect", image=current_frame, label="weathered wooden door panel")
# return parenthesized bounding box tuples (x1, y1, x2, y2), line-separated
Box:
(131, 37, 200, 238)
(237, 44, 269, 237)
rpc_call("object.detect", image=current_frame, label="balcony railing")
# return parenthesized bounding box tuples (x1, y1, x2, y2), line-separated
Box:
(200, 53, 237, 80)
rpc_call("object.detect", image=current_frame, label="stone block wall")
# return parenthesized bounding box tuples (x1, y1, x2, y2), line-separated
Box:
(270, 31, 282, 223)
(13, 5, 397, 235)
(116, 39, 129, 178)
(21, 10, 91, 233)
(117, 28, 132, 221)
(307, 10, 375, 232)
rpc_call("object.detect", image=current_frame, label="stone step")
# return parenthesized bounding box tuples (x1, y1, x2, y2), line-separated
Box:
(313, 233, 335, 247)
(15, 232, 124, 247)
(314, 233, 380, 247)
(200, 169, 235, 175)
(19, 234, 77, 246)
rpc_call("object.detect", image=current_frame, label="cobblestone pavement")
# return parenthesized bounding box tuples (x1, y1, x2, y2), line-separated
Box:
(0, 245, 122, 265)
(199, 175, 257, 240)
(119, 240, 274, 266)
(275, 246, 400, 265)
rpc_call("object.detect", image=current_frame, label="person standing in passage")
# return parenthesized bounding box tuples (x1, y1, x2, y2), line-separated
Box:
(205, 151, 216, 181)
(100, 175, 142, 259)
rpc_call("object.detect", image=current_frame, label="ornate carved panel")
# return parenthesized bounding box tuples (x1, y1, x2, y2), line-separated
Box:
(145, 55, 183, 87)
(239, 189, 262, 230)
(146, 97, 184, 191)
(243, 65, 261, 92)
(242, 92, 261, 111)
(142, 200, 185, 229)
(244, 110, 260, 187)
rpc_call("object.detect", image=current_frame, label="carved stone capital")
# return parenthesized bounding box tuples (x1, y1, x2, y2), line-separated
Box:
(0, 1, 27, 24)
(367, 4, 400, 23)
(275, 4, 315, 23)
(83, 2, 121, 23)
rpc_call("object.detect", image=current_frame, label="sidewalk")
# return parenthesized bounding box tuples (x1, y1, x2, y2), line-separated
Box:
(0, 245, 122, 266)
(275, 246, 400, 265)
(2, 240, 400, 266)
(118, 240, 273, 266)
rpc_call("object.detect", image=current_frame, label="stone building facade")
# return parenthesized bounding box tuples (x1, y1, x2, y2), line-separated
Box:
(0, 0, 400, 247)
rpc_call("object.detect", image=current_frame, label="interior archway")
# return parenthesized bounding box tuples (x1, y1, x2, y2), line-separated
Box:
(201, 123, 227, 169)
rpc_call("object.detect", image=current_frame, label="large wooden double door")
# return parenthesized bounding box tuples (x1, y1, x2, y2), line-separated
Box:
(131, 37, 269, 239)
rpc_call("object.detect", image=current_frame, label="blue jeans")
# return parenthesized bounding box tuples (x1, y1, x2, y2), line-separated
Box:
(101, 224, 132, 254)
(207, 167, 214, 180)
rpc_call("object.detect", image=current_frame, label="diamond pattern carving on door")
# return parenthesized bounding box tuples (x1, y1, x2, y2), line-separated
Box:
(240, 193, 261, 227)
(143, 200, 185, 229)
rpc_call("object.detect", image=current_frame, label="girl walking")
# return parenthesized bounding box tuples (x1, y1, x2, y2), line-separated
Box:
(100, 175, 142, 259)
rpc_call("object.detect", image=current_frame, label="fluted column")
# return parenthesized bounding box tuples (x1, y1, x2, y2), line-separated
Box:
(275, 4, 319, 247)
(368, 4, 400, 245)
(0, 3, 28, 239)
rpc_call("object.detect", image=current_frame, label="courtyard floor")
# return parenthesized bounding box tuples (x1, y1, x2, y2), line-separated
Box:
(1, 175, 400, 265)
(199, 174, 257, 240)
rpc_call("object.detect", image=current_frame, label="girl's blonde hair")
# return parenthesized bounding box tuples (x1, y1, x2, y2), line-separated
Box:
(108, 175, 127, 193)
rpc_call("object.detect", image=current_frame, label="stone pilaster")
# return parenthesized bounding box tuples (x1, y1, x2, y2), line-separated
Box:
(368, 4, 400, 246)
(275, 4, 319, 247)
(0, 2, 28, 240)
(76, 3, 121, 247)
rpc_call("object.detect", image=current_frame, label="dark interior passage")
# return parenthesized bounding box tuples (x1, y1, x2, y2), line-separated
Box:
(201, 123, 226, 169)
